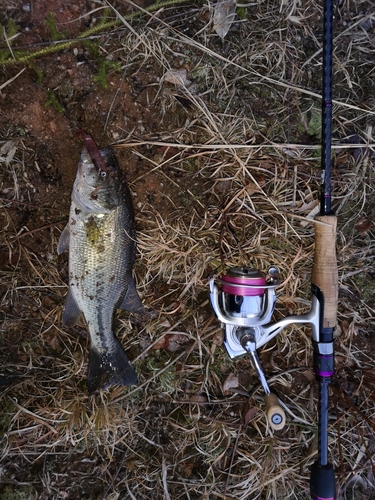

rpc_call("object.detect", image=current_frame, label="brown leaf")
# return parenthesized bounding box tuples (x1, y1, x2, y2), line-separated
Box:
(190, 394, 208, 407)
(301, 369, 315, 383)
(340, 319, 350, 335)
(245, 182, 261, 196)
(151, 333, 188, 352)
(354, 216, 372, 235)
(109, 385, 125, 400)
(298, 199, 320, 213)
(48, 334, 60, 351)
(241, 400, 258, 426)
(151, 335, 170, 350)
(222, 373, 239, 395)
(155, 146, 180, 160)
(163, 68, 192, 87)
(179, 460, 195, 478)
(213, 0, 237, 40)
(212, 330, 224, 346)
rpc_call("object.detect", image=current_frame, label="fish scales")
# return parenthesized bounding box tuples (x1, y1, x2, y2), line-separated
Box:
(58, 139, 143, 393)
(69, 206, 131, 344)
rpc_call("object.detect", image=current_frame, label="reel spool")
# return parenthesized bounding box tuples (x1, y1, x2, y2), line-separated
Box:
(220, 267, 267, 318)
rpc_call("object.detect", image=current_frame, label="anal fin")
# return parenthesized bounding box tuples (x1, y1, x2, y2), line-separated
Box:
(119, 277, 144, 313)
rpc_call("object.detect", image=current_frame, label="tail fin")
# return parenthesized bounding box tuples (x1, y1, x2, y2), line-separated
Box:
(87, 339, 138, 393)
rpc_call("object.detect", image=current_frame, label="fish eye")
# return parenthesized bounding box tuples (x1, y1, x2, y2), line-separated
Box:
(100, 171, 107, 178)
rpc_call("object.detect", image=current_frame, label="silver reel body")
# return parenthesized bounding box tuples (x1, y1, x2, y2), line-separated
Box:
(209, 266, 321, 430)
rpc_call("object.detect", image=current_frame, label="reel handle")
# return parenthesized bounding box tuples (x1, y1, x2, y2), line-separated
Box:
(311, 215, 338, 329)
(264, 393, 286, 431)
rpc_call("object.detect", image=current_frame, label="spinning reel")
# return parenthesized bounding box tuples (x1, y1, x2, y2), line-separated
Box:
(209, 266, 321, 431)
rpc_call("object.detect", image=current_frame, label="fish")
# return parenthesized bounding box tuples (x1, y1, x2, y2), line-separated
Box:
(58, 131, 144, 393)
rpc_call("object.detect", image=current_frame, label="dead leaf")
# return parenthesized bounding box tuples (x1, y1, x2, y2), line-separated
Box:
(179, 460, 195, 478)
(167, 333, 189, 352)
(190, 394, 208, 406)
(155, 146, 180, 160)
(340, 319, 350, 335)
(151, 335, 170, 350)
(151, 333, 188, 351)
(109, 385, 125, 400)
(222, 373, 238, 395)
(213, 0, 237, 41)
(287, 15, 304, 25)
(300, 203, 320, 227)
(218, 364, 230, 374)
(48, 334, 60, 351)
(163, 68, 192, 87)
(0, 139, 19, 165)
(354, 216, 372, 236)
(241, 399, 257, 426)
(245, 182, 261, 196)
(212, 330, 224, 346)
(301, 369, 315, 383)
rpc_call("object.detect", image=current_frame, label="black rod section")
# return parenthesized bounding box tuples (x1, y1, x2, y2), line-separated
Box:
(318, 378, 330, 466)
(320, 0, 333, 216)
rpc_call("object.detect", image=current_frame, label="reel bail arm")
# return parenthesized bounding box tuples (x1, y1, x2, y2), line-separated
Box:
(239, 328, 286, 430)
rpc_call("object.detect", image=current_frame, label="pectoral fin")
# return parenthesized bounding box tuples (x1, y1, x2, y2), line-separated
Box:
(62, 289, 82, 327)
(119, 277, 144, 313)
(57, 224, 70, 254)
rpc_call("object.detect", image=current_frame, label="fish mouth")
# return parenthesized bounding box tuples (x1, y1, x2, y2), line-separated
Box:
(78, 147, 99, 174)
(76, 130, 111, 177)
(72, 151, 108, 213)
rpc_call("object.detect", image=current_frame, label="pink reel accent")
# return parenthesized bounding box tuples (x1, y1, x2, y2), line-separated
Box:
(221, 274, 266, 296)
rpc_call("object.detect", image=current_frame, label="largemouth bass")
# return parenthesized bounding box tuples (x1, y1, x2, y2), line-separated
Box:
(58, 132, 143, 393)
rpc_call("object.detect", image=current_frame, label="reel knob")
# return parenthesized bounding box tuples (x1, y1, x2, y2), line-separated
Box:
(264, 393, 286, 431)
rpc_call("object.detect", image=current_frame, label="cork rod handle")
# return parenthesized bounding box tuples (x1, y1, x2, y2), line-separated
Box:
(311, 215, 338, 329)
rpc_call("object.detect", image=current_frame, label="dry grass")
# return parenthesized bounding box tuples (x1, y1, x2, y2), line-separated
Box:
(1, 0, 375, 499)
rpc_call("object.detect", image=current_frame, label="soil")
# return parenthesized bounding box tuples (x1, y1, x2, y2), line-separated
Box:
(0, 0, 184, 217)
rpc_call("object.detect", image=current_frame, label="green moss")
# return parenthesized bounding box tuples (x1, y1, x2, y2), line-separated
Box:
(306, 109, 321, 137)
(45, 89, 65, 114)
(44, 12, 67, 42)
(0, 398, 13, 432)
(350, 271, 375, 305)
(27, 62, 44, 83)
(0, 486, 36, 500)
(0, 19, 20, 62)
(236, 7, 247, 19)
(93, 59, 122, 89)
(1, 0, 192, 67)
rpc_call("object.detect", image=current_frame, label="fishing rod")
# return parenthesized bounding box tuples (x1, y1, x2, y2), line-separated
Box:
(309, 0, 338, 497)
(209, 0, 338, 496)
